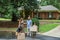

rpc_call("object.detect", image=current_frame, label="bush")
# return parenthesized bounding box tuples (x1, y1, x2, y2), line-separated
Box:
(32, 17, 39, 32)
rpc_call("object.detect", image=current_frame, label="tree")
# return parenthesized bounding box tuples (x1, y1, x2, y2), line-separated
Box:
(40, 0, 60, 10)
(0, 0, 39, 19)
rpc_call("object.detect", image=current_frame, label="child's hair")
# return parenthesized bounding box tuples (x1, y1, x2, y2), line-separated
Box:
(16, 26, 22, 33)
(33, 22, 36, 25)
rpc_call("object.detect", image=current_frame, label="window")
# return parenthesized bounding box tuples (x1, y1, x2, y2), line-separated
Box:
(48, 12, 53, 18)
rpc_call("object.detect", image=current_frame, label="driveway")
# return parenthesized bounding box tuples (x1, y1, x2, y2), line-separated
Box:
(0, 34, 60, 40)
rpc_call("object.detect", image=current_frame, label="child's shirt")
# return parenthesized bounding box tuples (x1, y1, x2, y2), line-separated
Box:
(27, 20, 32, 29)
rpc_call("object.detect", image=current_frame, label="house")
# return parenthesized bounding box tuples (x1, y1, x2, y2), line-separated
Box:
(34, 5, 60, 20)
(18, 5, 60, 20)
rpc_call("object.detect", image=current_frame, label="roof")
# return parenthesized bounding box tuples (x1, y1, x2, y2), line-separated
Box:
(18, 5, 59, 12)
(39, 5, 59, 12)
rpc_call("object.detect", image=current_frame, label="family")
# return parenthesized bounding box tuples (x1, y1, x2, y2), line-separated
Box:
(16, 16, 38, 40)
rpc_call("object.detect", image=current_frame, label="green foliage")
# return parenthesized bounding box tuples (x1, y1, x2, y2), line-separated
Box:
(0, 0, 39, 19)
(4, 14, 12, 19)
(32, 17, 39, 32)
(0, 0, 60, 19)
(40, 0, 60, 10)
(32, 17, 39, 27)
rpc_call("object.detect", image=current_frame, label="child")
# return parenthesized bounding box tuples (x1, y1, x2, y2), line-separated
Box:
(27, 16, 32, 36)
(30, 22, 38, 37)
(16, 26, 25, 40)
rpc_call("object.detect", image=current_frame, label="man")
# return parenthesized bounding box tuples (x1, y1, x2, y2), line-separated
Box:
(27, 16, 32, 36)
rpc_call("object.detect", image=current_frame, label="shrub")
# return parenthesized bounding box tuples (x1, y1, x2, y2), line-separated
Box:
(32, 17, 39, 31)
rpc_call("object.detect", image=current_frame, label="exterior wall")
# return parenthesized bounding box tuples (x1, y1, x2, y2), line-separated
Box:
(53, 12, 59, 19)
(39, 12, 48, 19)
(38, 12, 49, 19)
(38, 12, 59, 20)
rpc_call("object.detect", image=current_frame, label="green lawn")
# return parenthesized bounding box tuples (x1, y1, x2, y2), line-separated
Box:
(39, 23, 59, 33)
(40, 20, 60, 22)
(0, 18, 11, 21)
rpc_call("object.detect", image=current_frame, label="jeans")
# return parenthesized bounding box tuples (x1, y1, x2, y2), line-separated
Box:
(27, 28, 31, 36)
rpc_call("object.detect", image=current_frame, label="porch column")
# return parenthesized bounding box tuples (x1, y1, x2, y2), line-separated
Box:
(37, 12, 38, 18)
(32, 11, 33, 18)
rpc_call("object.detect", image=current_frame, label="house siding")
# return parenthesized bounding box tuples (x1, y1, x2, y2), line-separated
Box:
(37, 12, 59, 20)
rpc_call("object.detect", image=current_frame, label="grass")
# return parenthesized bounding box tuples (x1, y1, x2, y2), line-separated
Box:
(39, 23, 59, 33)
(0, 28, 17, 32)
(0, 18, 11, 21)
(40, 20, 60, 22)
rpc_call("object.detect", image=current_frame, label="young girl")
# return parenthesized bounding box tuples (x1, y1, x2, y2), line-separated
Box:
(16, 17, 25, 40)
(30, 22, 38, 37)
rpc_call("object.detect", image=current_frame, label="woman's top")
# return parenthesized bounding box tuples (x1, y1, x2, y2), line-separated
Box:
(20, 20, 24, 27)
(18, 20, 24, 28)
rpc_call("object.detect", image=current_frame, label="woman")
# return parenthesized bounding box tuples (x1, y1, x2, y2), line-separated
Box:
(30, 22, 37, 37)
